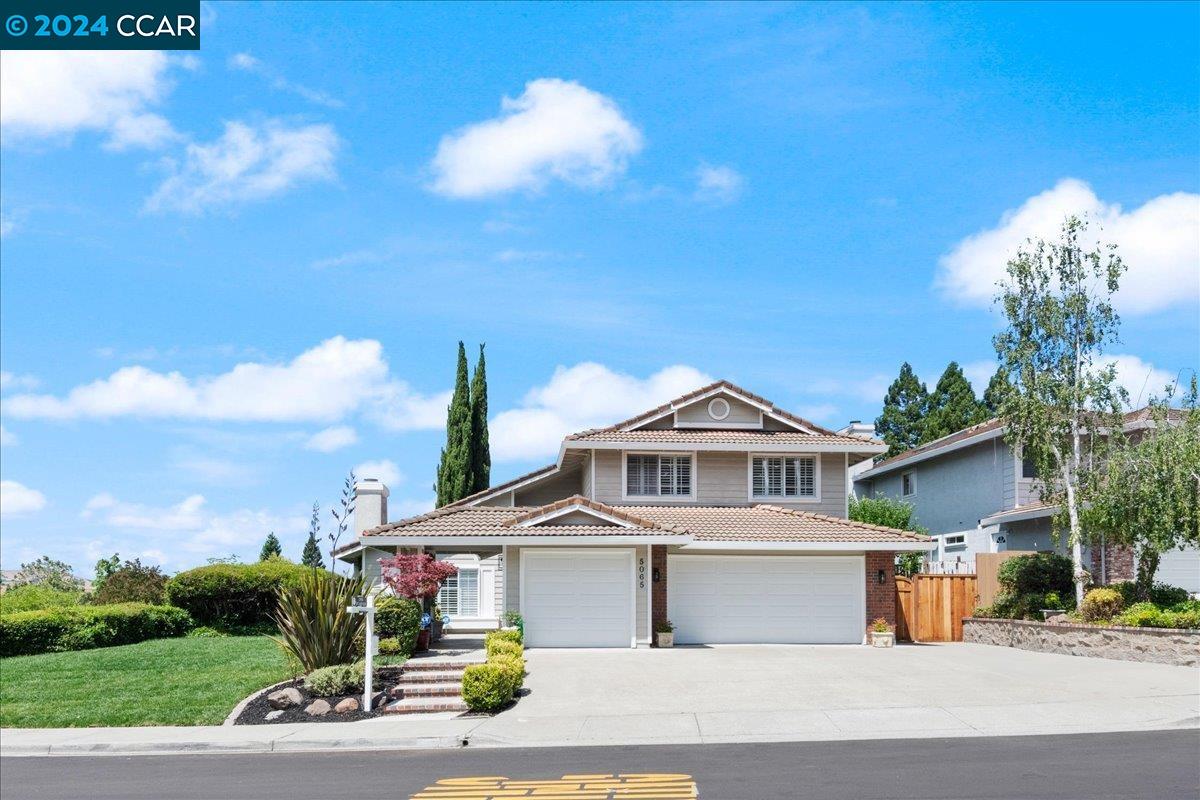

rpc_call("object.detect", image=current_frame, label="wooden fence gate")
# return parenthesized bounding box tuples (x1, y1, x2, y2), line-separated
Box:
(895, 574, 978, 642)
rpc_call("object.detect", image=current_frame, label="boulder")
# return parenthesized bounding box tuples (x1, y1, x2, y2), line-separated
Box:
(267, 687, 303, 710)
(334, 697, 359, 713)
(304, 699, 332, 717)
(265, 710, 285, 721)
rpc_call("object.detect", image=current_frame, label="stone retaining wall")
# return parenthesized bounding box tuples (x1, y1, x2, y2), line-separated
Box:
(963, 617, 1200, 667)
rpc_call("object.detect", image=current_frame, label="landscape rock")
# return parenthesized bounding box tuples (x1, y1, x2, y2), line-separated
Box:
(265, 710, 285, 721)
(267, 687, 303, 710)
(334, 697, 359, 713)
(304, 699, 332, 717)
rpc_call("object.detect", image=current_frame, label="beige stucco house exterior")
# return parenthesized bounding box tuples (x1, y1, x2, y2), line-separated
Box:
(336, 381, 932, 648)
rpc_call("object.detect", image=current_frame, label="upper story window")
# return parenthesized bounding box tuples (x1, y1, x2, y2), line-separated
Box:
(751, 455, 817, 500)
(626, 453, 692, 497)
(1021, 454, 1037, 479)
(901, 471, 915, 496)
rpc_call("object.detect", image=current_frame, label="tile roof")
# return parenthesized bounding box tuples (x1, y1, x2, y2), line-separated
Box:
(503, 496, 689, 532)
(980, 502, 1057, 523)
(442, 463, 559, 509)
(566, 429, 877, 446)
(862, 417, 1005, 474)
(361, 501, 929, 544)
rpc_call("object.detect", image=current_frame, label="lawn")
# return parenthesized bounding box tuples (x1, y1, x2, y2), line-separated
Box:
(0, 636, 291, 728)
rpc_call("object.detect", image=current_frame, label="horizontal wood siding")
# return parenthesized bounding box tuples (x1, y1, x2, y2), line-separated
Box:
(675, 395, 760, 425)
(514, 469, 584, 505)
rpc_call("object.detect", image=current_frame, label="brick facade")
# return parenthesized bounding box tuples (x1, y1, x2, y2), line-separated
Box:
(865, 551, 897, 632)
(1090, 541, 1135, 584)
(650, 545, 668, 644)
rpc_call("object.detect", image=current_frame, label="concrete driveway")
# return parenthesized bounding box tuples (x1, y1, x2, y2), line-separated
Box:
(467, 643, 1200, 747)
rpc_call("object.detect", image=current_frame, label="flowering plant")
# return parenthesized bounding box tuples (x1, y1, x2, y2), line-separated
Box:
(379, 553, 459, 600)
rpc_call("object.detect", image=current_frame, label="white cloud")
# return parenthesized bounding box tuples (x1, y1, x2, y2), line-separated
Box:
(962, 360, 997, 398)
(1103, 354, 1179, 407)
(145, 119, 340, 213)
(937, 179, 1200, 314)
(305, 425, 358, 452)
(82, 492, 306, 565)
(3, 336, 446, 430)
(354, 459, 403, 488)
(430, 78, 643, 199)
(0, 51, 180, 149)
(694, 163, 744, 204)
(491, 363, 712, 461)
(1, 481, 46, 516)
(226, 52, 342, 109)
(0, 425, 15, 446)
(0, 371, 39, 391)
(172, 456, 257, 485)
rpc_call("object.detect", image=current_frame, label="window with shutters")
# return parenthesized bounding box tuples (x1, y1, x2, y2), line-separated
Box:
(624, 453, 693, 498)
(437, 568, 479, 617)
(750, 455, 818, 500)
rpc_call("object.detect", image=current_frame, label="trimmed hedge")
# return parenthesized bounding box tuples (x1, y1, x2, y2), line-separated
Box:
(0, 603, 193, 657)
(486, 637, 523, 660)
(1080, 587, 1123, 622)
(461, 663, 516, 712)
(374, 596, 422, 656)
(486, 628, 522, 648)
(0, 585, 83, 616)
(1109, 581, 1191, 608)
(165, 559, 314, 628)
(489, 652, 525, 690)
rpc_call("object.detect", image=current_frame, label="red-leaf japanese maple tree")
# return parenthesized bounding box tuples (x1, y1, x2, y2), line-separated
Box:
(379, 553, 458, 600)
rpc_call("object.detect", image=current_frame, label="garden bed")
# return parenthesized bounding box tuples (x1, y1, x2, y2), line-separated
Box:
(963, 617, 1200, 667)
(231, 665, 408, 725)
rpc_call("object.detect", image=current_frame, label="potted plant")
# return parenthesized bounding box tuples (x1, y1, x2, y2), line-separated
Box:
(655, 620, 675, 648)
(431, 604, 445, 641)
(869, 617, 894, 648)
(415, 612, 432, 651)
(502, 610, 524, 639)
(1041, 592, 1067, 621)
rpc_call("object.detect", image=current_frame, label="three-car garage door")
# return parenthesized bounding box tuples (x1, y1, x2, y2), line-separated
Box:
(668, 555, 864, 644)
(521, 550, 634, 647)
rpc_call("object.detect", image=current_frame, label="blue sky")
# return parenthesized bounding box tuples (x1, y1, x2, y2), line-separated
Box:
(2, 2, 1197, 574)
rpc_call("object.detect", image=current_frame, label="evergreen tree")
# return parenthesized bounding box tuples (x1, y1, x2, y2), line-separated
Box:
(435, 342, 474, 506)
(301, 503, 325, 568)
(469, 343, 491, 493)
(982, 367, 1015, 416)
(259, 532, 282, 561)
(875, 362, 929, 459)
(921, 361, 989, 443)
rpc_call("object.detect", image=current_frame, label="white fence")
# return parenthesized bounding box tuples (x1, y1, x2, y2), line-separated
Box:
(922, 559, 976, 575)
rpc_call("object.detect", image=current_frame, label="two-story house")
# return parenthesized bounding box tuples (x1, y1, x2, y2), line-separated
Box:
(852, 410, 1200, 593)
(335, 381, 931, 647)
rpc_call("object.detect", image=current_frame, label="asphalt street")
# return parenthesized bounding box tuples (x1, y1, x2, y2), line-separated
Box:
(2, 730, 1197, 800)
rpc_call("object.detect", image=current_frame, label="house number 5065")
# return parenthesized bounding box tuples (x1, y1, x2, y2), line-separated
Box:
(638, 557, 646, 589)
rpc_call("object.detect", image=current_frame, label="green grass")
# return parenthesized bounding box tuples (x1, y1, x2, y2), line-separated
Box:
(0, 636, 291, 728)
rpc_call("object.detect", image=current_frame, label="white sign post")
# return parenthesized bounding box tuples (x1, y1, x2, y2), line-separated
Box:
(347, 594, 377, 712)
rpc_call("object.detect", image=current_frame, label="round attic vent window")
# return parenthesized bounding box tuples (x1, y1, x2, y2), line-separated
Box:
(708, 397, 731, 420)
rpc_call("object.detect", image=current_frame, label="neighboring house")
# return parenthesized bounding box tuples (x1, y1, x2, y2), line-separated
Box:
(336, 381, 932, 648)
(852, 409, 1200, 593)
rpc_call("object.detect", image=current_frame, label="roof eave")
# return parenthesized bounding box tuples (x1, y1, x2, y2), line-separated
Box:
(565, 440, 886, 454)
(856, 426, 1006, 480)
(680, 540, 935, 552)
(356, 533, 692, 546)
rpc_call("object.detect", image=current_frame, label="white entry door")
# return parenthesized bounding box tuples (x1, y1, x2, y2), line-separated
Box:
(668, 555, 864, 644)
(521, 550, 634, 648)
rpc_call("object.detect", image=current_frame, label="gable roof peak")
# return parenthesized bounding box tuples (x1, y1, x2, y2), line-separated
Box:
(504, 495, 690, 533)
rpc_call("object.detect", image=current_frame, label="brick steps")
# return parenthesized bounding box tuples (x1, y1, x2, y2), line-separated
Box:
(388, 682, 461, 698)
(395, 669, 470, 684)
(378, 658, 483, 714)
(381, 696, 469, 714)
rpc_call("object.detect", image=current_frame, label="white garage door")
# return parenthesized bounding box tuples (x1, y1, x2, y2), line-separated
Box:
(521, 550, 634, 648)
(1157, 546, 1200, 595)
(668, 555, 864, 644)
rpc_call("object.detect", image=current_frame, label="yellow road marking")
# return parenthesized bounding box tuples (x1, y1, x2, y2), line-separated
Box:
(410, 773, 699, 799)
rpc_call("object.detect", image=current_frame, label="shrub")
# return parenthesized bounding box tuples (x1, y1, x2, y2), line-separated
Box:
(374, 596, 422, 656)
(987, 592, 1047, 620)
(304, 661, 364, 697)
(1079, 587, 1123, 622)
(0, 584, 83, 615)
(377, 636, 404, 655)
(489, 653, 525, 690)
(486, 628, 523, 648)
(187, 625, 229, 638)
(1042, 592, 1066, 610)
(1110, 581, 1191, 608)
(272, 571, 365, 672)
(92, 559, 168, 606)
(0, 603, 192, 657)
(461, 663, 515, 711)
(486, 637, 523, 660)
(1115, 602, 1164, 628)
(166, 560, 313, 628)
(997, 553, 1074, 599)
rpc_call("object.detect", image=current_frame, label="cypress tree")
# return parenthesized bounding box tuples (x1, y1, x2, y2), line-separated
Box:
(469, 344, 491, 493)
(259, 532, 282, 561)
(875, 362, 929, 459)
(921, 361, 989, 443)
(301, 503, 325, 568)
(982, 367, 1015, 417)
(436, 342, 474, 506)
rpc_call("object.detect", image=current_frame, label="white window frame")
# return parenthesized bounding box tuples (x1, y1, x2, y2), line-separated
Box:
(437, 566, 480, 617)
(747, 453, 821, 503)
(621, 451, 697, 502)
(943, 533, 966, 548)
(901, 471, 915, 497)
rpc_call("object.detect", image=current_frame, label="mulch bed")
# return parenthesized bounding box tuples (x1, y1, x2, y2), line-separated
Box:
(234, 667, 407, 725)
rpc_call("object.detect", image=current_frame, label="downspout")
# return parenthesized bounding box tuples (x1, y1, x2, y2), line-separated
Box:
(1100, 532, 1107, 585)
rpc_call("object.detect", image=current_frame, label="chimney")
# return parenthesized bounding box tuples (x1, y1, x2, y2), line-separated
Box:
(354, 478, 389, 536)
(838, 420, 877, 439)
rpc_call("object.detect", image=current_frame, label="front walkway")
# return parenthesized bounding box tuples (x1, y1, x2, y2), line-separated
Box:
(3, 643, 1196, 756)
